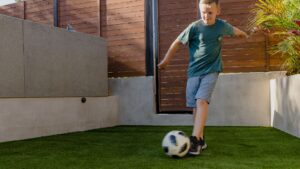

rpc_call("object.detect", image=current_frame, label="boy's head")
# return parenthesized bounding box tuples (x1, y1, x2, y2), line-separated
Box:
(199, 0, 220, 25)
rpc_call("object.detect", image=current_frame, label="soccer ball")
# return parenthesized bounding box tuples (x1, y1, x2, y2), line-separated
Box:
(162, 130, 190, 158)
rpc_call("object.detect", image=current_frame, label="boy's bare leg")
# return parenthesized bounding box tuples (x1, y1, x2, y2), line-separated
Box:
(192, 99, 208, 139)
(193, 108, 196, 121)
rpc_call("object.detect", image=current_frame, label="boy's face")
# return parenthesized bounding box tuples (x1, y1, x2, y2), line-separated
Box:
(199, 2, 220, 25)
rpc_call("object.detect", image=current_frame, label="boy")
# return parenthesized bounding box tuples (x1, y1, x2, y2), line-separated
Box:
(158, 0, 248, 155)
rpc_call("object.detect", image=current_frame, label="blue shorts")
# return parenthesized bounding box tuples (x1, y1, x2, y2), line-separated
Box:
(186, 72, 219, 108)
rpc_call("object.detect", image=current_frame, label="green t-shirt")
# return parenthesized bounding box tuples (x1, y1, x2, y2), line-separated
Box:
(177, 19, 234, 77)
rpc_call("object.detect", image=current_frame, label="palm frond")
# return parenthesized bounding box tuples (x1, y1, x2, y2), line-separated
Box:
(250, 0, 300, 75)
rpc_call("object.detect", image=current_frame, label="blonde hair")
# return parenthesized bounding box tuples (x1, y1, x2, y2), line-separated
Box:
(199, 0, 219, 5)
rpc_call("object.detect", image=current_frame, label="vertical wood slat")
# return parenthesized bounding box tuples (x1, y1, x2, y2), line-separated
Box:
(23, 1, 26, 19)
(98, 0, 101, 36)
(265, 34, 270, 71)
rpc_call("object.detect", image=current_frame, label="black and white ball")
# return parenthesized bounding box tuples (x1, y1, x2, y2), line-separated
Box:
(162, 130, 190, 158)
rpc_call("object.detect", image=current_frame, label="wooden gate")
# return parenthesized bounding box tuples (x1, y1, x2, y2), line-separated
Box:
(157, 0, 198, 112)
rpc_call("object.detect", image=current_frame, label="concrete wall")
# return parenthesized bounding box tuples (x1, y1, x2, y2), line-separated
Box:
(0, 97, 119, 143)
(271, 74, 300, 138)
(109, 72, 285, 126)
(0, 14, 24, 97)
(208, 72, 285, 126)
(0, 14, 108, 97)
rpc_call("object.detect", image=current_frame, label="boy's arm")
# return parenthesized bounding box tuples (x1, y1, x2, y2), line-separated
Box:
(233, 26, 249, 38)
(157, 39, 182, 69)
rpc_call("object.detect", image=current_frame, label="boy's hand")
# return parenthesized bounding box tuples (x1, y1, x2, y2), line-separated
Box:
(233, 26, 249, 38)
(157, 39, 181, 70)
(240, 31, 249, 38)
(244, 32, 250, 39)
(157, 62, 167, 70)
(249, 26, 259, 35)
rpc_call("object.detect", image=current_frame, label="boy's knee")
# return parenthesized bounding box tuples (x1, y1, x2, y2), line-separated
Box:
(196, 99, 208, 106)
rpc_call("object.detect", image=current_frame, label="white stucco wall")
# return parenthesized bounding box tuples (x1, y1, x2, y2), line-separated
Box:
(208, 72, 285, 126)
(0, 97, 119, 143)
(109, 72, 285, 126)
(271, 74, 300, 138)
(2, 72, 297, 143)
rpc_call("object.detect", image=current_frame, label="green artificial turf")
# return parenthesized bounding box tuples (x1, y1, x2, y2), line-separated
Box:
(0, 126, 300, 169)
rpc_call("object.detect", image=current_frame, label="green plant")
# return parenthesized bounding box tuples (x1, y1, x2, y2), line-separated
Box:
(250, 0, 300, 75)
